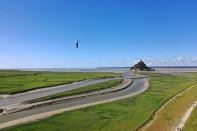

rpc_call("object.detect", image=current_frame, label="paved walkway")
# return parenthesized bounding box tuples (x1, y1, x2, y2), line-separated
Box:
(0, 78, 149, 129)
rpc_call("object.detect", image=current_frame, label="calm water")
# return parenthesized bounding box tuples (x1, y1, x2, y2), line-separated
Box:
(20, 67, 197, 73)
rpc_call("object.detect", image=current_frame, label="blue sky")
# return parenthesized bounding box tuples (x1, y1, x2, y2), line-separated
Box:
(0, 0, 197, 68)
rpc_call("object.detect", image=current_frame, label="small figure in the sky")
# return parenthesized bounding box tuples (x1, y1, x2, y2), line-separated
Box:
(76, 40, 80, 48)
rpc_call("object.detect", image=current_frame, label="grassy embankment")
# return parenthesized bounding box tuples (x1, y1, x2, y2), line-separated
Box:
(0, 70, 121, 94)
(28, 79, 123, 103)
(3, 72, 197, 131)
(145, 73, 197, 131)
(184, 106, 197, 131)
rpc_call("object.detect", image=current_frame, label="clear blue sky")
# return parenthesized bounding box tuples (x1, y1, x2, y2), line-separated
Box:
(1, 0, 197, 68)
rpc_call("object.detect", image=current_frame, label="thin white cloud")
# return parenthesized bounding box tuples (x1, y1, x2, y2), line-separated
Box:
(177, 57, 184, 61)
(133, 57, 197, 66)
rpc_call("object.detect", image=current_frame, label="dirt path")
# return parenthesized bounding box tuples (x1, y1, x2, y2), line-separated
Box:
(174, 101, 197, 131)
(138, 82, 197, 131)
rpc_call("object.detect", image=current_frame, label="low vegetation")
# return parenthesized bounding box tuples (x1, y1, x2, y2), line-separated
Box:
(0, 70, 121, 94)
(28, 79, 123, 103)
(3, 72, 197, 131)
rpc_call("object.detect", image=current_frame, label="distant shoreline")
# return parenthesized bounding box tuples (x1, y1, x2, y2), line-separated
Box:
(1, 66, 197, 71)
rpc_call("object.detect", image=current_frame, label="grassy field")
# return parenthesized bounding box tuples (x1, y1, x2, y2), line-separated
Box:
(29, 79, 123, 103)
(3, 73, 197, 131)
(184, 107, 197, 131)
(0, 70, 121, 94)
(145, 73, 197, 131)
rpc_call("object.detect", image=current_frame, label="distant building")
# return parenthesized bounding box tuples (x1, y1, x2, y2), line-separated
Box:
(130, 60, 155, 71)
